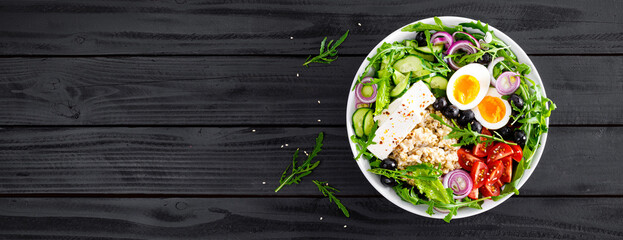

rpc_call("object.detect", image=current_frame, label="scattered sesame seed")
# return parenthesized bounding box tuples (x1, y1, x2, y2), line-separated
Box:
(281, 145, 284, 148)
(320, 217, 323, 220)
(344, 225, 347, 228)
(262, 181, 266, 185)
(304, 150, 308, 156)
(252, 129, 256, 132)
(317, 119, 321, 122)
(317, 100, 321, 104)
(357, 23, 361, 26)
(296, 73, 300, 77)
(285, 144, 289, 147)
(290, 36, 294, 40)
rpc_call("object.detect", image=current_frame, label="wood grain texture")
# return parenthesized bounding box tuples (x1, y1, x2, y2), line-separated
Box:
(0, 197, 622, 239)
(0, 126, 620, 195)
(0, 56, 620, 125)
(0, 0, 620, 55)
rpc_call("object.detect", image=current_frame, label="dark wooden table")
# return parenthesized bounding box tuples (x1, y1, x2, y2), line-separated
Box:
(0, 1, 621, 239)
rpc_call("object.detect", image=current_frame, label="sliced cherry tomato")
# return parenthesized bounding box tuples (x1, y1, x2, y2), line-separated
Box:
(494, 179, 504, 188)
(471, 161, 488, 189)
(485, 160, 504, 185)
(487, 143, 513, 163)
(473, 129, 492, 157)
(468, 187, 479, 200)
(500, 156, 513, 183)
(480, 183, 500, 197)
(458, 148, 481, 171)
(510, 144, 523, 162)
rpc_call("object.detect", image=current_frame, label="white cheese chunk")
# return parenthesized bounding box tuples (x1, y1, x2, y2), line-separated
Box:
(366, 81, 436, 159)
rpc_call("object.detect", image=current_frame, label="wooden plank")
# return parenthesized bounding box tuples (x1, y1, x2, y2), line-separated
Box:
(0, 126, 620, 196)
(0, 56, 619, 125)
(0, 0, 620, 55)
(0, 197, 621, 239)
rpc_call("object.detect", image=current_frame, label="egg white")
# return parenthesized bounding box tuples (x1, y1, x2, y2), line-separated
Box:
(472, 88, 512, 130)
(445, 63, 491, 110)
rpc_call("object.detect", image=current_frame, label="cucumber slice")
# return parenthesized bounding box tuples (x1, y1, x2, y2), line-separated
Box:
(410, 72, 438, 84)
(430, 76, 449, 90)
(415, 45, 443, 54)
(352, 108, 371, 138)
(390, 75, 410, 98)
(392, 55, 423, 74)
(363, 110, 375, 137)
(392, 70, 409, 85)
(407, 49, 435, 61)
(412, 69, 432, 78)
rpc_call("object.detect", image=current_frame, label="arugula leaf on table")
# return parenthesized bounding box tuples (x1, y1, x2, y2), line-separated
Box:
(313, 180, 350, 217)
(303, 30, 349, 67)
(274, 132, 324, 192)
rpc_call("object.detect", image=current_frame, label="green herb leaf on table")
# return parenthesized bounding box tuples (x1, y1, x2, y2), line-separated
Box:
(313, 180, 350, 217)
(274, 132, 324, 192)
(303, 30, 349, 67)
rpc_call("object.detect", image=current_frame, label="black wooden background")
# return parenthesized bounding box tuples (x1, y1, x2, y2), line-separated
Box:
(0, 0, 622, 239)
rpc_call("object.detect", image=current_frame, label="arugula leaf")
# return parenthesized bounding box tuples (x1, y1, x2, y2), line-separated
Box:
(303, 30, 349, 67)
(350, 121, 378, 160)
(313, 180, 350, 217)
(430, 113, 516, 147)
(459, 20, 489, 34)
(275, 132, 324, 192)
(369, 163, 443, 182)
(402, 17, 463, 34)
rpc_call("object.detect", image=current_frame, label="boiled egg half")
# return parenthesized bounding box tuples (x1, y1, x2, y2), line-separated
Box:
(445, 63, 490, 110)
(472, 88, 512, 130)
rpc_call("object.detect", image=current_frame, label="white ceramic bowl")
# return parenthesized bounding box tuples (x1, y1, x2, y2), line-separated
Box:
(346, 16, 549, 219)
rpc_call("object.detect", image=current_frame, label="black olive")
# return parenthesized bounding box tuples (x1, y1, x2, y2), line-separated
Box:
(468, 120, 483, 133)
(433, 96, 449, 111)
(478, 53, 492, 65)
(494, 126, 513, 140)
(513, 130, 527, 147)
(380, 176, 398, 187)
(509, 94, 524, 110)
(415, 31, 427, 47)
(380, 158, 397, 170)
(457, 110, 475, 127)
(442, 105, 460, 119)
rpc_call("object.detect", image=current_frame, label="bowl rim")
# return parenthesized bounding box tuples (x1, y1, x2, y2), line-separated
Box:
(345, 16, 549, 219)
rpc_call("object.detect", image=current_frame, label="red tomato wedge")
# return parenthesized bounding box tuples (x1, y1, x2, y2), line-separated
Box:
(494, 179, 504, 188)
(487, 143, 513, 163)
(471, 161, 488, 189)
(473, 129, 492, 157)
(480, 183, 500, 197)
(468, 187, 479, 200)
(510, 144, 523, 162)
(500, 156, 513, 183)
(485, 160, 504, 185)
(458, 148, 481, 171)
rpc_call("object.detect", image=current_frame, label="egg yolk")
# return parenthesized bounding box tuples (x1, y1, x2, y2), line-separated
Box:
(478, 96, 506, 123)
(453, 75, 480, 104)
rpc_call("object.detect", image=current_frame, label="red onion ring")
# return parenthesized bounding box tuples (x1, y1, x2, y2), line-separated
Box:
(445, 40, 477, 70)
(431, 31, 453, 49)
(452, 31, 481, 49)
(488, 57, 505, 86)
(431, 37, 451, 49)
(355, 77, 377, 104)
(443, 169, 473, 199)
(495, 71, 521, 95)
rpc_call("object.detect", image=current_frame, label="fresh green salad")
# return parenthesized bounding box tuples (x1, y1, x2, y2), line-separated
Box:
(350, 17, 556, 222)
